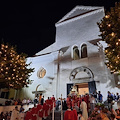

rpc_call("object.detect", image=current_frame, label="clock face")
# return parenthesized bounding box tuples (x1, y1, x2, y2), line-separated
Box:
(69, 66, 94, 81)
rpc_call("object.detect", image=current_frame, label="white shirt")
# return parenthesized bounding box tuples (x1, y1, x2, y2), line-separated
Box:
(90, 97, 96, 103)
(10, 109, 19, 120)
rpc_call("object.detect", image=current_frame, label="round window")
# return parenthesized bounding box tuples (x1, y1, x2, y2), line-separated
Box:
(37, 67, 46, 78)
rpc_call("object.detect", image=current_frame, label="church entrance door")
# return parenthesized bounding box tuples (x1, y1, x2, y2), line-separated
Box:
(67, 81, 96, 96)
(88, 81, 96, 94)
(69, 66, 96, 95)
(67, 83, 74, 96)
(75, 81, 96, 95)
(75, 83, 89, 95)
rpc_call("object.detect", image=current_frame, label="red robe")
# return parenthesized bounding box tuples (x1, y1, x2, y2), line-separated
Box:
(72, 109, 78, 120)
(51, 97, 56, 107)
(37, 104, 43, 112)
(38, 108, 44, 118)
(32, 114, 37, 120)
(43, 103, 49, 117)
(31, 107, 38, 120)
(67, 101, 72, 108)
(31, 107, 38, 114)
(49, 99, 53, 111)
(67, 97, 70, 103)
(72, 99, 75, 108)
(51, 96, 55, 102)
(46, 99, 50, 104)
(64, 109, 74, 120)
(25, 111, 32, 120)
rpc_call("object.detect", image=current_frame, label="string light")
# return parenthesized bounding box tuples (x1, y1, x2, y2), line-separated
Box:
(105, 50, 108, 53)
(6, 67, 8, 70)
(116, 42, 119, 45)
(105, 15, 110, 18)
(5, 72, 8, 74)
(5, 45, 8, 48)
(111, 32, 115, 36)
(117, 55, 120, 59)
(97, 2, 120, 73)
(0, 43, 34, 89)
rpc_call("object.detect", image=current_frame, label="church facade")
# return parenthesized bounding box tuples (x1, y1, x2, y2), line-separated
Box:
(19, 6, 120, 101)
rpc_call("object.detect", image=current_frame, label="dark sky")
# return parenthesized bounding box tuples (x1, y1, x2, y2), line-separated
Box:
(0, 0, 119, 57)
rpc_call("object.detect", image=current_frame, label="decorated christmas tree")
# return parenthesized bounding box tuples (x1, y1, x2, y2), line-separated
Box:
(0, 43, 34, 89)
(97, 2, 120, 73)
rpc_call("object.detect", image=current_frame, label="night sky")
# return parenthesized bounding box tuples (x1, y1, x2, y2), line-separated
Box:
(0, 0, 119, 57)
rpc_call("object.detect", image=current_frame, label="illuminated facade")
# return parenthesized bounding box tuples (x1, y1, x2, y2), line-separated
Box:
(18, 6, 120, 101)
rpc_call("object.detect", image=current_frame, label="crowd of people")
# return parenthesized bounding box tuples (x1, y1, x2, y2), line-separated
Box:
(4, 98, 33, 106)
(7, 94, 55, 120)
(63, 90, 120, 120)
(0, 90, 120, 120)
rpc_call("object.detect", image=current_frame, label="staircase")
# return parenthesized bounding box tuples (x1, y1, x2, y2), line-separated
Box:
(43, 110, 65, 120)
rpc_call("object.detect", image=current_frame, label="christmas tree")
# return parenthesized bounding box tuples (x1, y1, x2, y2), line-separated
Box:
(0, 43, 34, 89)
(97, 2, 120, 73)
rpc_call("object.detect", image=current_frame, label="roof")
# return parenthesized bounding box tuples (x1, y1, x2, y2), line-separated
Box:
(55, 5, 104, 26)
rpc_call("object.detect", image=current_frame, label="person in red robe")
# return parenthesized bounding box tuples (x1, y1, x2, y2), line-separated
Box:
(64, 104, 74, 120)
(66, 95, 70, 103)
(51, 95, 56, 108)
(51, 95, 55, 101)
(31, 106, 37, 114)
(46, 97, 52, 114)
(38, 106, 43, 120)
(31, 105, 38, 120)
(43, 101, 49, 119)
(49, 99, 53, 111)
(25, 108, 32, 120)
(72, 106, 78, 120)
(37, 104, 43, 113)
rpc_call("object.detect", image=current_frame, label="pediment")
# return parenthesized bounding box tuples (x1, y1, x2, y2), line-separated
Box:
(56, 5, 104, 25)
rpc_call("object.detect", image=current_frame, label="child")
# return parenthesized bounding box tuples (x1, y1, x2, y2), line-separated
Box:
(78, 111, 85, 120)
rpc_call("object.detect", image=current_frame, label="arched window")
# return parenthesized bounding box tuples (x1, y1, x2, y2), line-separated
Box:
(73, 46, 79, 60)
(81, 44, 87, 58)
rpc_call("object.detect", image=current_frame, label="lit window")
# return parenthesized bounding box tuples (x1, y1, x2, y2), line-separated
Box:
(37, 67, 46, 78)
